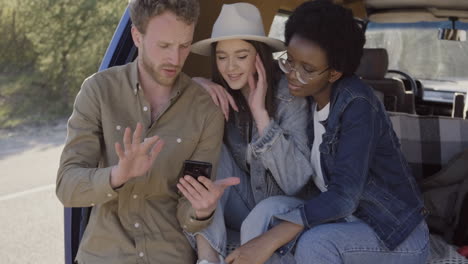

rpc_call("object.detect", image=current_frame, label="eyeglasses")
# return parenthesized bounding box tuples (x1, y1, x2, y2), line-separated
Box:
(277, 51, 329, 85)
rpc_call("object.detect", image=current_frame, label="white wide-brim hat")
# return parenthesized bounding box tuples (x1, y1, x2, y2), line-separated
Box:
(191, 2, 285, 56)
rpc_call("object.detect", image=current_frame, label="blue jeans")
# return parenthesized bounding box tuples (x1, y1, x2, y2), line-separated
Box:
(185, 145, 256, 257)
(242, 196, 430, 264)
(188, 150, 429, 263)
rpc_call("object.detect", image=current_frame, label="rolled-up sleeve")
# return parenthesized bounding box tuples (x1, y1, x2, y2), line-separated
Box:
(249, 94, 312, 195)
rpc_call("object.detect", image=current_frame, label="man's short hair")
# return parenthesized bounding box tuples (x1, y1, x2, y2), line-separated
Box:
(129, 0, 200, 34)
(285, 0, 365, 76)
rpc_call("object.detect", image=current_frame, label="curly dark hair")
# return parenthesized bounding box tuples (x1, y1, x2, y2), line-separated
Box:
(129, 0, 200, 34)
(284, 0, 365, 76)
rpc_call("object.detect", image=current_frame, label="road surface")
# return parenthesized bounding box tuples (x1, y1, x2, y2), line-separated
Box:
(0, 122, 66, 264)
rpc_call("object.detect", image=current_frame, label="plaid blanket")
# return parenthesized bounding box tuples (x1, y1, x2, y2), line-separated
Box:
(389, 112, 468, 181)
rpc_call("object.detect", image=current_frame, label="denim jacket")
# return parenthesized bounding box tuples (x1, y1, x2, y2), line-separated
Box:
(224, 75, 312, 204)
(300, 75, 427, 250)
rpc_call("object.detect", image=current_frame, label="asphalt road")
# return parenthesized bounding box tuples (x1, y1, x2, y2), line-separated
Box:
(0, 123, 67, 264)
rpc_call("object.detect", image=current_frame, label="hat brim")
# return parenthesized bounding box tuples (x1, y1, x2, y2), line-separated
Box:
(191, 35, 285, 56)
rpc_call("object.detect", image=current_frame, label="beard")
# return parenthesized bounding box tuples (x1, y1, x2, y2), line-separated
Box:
(140, 50, 180, 88)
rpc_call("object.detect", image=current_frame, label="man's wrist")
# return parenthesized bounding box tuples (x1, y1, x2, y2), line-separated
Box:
(194, 209, 215, 220)
(110, 166, 126, 189)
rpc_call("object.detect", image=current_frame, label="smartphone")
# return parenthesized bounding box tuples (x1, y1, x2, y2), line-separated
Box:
(181, 160, 212, 180)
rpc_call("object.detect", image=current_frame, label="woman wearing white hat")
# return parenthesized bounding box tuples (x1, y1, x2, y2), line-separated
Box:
(182, 2, 314, 264)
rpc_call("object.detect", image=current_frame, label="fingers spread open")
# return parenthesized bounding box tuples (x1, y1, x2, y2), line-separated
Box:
(142, 135, 160, 152)
(132, 122, 143, 145)
(149, 139, 165, 162)
(115, 142, 125, 159)
(123, 127, 132, 152)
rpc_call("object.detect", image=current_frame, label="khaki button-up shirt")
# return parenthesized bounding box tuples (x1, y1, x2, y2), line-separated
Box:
(56, 60, 224, 264)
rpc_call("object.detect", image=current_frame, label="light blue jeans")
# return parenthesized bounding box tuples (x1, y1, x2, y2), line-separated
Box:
(187, 146, 429, 264)
(242, 196, 430, 264)
(185, 144, 257, 257)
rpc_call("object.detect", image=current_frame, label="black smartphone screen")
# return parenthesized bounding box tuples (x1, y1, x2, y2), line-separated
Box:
(182, 160, 212, 180)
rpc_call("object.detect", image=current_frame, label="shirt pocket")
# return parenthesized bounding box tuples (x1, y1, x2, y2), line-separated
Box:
(107, 119, 141, 142)
(150, 134, 198, 188)
(102, 119, 139, 165)
(319, 128, 340, 156)
(319, 128, 341, 176)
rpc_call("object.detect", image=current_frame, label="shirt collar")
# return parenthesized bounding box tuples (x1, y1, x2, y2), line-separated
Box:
(169, 72, 190, 101)
(129, 59, 139, 95)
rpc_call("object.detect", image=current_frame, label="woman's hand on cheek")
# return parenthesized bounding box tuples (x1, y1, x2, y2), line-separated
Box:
(248, 54, 270, 135)
(247, 54, 267, 113)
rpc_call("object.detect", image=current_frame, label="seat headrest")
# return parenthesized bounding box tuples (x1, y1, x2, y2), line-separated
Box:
(356, 48, 389, 80)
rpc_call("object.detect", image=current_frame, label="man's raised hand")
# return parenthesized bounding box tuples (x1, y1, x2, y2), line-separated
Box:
(110, 122, 164, 188)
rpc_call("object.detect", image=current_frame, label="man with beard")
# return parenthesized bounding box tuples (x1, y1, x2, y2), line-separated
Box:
(56, 1, 237, 263)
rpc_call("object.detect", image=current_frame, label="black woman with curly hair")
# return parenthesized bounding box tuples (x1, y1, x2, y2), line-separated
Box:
(226, 1, 430, 264)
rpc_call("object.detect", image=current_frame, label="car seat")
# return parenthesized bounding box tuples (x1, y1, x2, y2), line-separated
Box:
(356, 48, 416, 114)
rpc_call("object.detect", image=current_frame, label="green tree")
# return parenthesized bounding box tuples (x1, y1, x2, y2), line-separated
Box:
(0, 0, 126, 128)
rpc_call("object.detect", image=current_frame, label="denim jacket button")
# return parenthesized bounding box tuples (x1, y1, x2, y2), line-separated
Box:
(421, 208, 429, 215)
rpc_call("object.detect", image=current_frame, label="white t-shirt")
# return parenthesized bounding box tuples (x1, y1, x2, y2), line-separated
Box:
(310, 102, 330, 192)
(310, 102, 359, 222)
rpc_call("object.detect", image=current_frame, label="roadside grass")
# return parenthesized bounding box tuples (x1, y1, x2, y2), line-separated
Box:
(0, 72, 71, 129)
